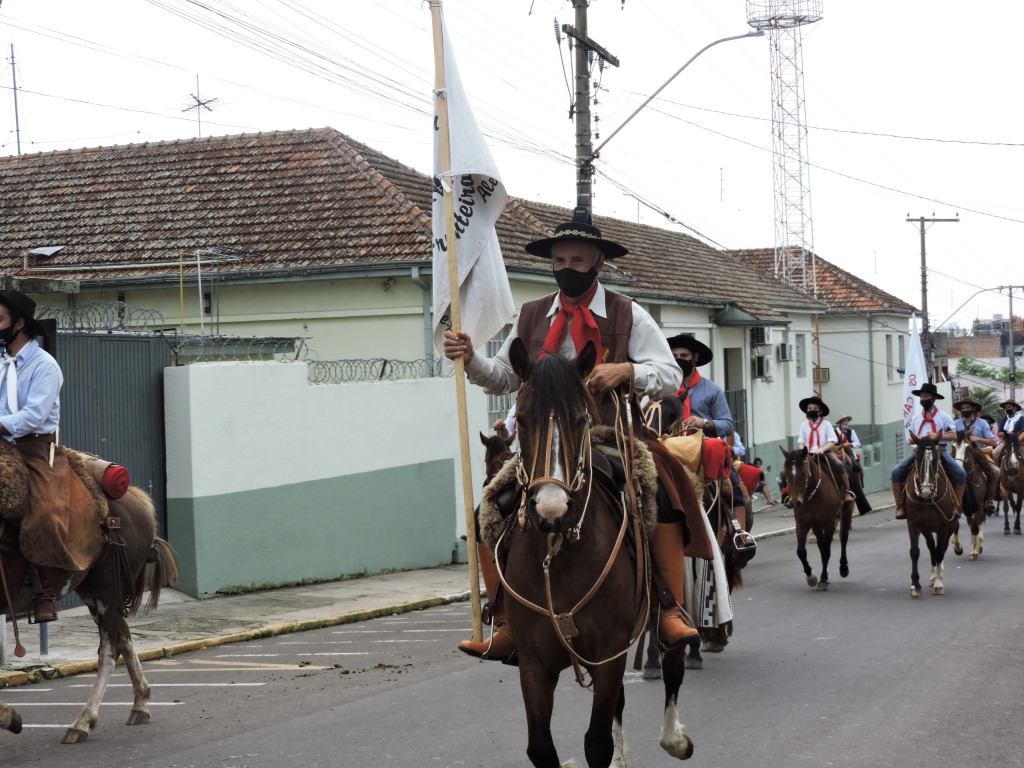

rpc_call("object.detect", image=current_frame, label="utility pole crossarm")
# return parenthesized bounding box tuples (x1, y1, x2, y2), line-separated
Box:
(560, 24, 620, 67)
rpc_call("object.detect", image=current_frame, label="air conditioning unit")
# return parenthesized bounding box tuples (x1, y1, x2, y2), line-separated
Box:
(750, 326, 774, 346)
(777, 343, 795, 362)
(813, 367, 831, 383)
(752, 354, 773, 379)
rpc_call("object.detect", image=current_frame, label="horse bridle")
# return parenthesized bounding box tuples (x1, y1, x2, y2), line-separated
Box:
(515, 411, 594, 540)
(793, 454, 823, 503)
(911, 444, 956, 519)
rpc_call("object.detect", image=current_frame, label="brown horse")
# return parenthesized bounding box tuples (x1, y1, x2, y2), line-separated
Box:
(997, 432, 1024, 535)
(779, 447, 853, 590)
(0, 447, 178, 744)
(950, 431, 991, 558)
(480, 430, 515, 484)
(497, 338, 691, 767)
(904, 433, 960, 597)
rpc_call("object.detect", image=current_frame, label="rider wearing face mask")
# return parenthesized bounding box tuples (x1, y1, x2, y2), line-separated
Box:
(796, 396, 857, 504)
(890, 382, 968, 520)
(443, 218, 712, 662)
(992, 399, 1024, 464)
(663, 334, 752, 535)
(951, 398, 1000, 513)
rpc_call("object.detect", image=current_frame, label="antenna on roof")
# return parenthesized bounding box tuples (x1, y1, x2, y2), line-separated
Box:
(182, 75, 218, 139)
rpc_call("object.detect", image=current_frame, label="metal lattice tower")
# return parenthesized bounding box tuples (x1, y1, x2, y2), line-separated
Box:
(747, 1, 822, 296)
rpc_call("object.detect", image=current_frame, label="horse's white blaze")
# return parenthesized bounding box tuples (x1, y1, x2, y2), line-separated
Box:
(533, 420, 570, 521)
(611, 719, 627, 768)
(658, 698, 690, 759)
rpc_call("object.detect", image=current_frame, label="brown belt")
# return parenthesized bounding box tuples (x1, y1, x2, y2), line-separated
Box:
(14, 433, 56, 444)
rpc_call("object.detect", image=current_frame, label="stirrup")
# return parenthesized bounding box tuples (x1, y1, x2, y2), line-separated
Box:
(731, 527, 757, 567)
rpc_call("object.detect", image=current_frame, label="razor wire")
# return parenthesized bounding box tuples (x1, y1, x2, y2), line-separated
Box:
(38, 301, 167, 332)
(308, 358, 448, 383)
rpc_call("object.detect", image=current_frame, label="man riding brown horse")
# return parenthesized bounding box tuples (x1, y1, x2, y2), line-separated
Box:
(0, 290, 77, 623)
(444, 217, 713, 661)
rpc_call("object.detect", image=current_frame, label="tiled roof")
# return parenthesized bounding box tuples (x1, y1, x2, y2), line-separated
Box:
(731, 247, 917, 314)
(0, 127, 870, 322)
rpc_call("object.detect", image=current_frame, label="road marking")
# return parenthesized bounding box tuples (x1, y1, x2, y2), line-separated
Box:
(215, 652, 371, 658)
(330, 628, 466, 634)
(68, 682, 265, 688)
(12, 702, 183, 707)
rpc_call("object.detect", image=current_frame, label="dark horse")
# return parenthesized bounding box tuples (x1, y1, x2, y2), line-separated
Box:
(498, 338, 691, 767)
(480, 430, 515, 484)
(0, 448, 179, 744)
(997, 432, 1024, 535)
(950, 430, 990, 558)
(904, 433, 959, 597)
(779, 447, 853, 590)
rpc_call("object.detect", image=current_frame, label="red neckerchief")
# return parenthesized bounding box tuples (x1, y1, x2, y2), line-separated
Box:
(540, 282, 603, 360)
(675, 368, 702, 420)
(918, 406, 938, 436)
(807, 418, 824, 450)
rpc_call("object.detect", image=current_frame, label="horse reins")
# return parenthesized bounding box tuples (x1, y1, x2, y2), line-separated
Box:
(0, 522, 27, 657)
(912, 446, 957, 521)
(501, 379, 651, 690)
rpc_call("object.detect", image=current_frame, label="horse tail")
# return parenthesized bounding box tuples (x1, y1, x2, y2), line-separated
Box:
(142, 538, 180, 614)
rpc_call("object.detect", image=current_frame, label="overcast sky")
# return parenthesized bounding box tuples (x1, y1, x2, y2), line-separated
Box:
(2, 0, 1022, 334)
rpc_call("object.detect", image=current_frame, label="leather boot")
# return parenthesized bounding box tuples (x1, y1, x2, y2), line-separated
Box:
(457, 543, 516, 662)
(892, 481, 906, 520)
(840, 474, 856, 502)
(652, 523, 700, 650)
(30, 566, 66, 624)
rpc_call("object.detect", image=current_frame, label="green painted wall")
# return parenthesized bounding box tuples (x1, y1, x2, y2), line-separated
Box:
(168, 459, 457, 598)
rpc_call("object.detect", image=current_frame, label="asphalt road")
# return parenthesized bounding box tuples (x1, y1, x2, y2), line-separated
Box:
(3, 513, 1023, 768)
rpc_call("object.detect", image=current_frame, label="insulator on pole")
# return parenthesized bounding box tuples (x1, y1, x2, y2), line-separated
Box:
(587, 48, 595, 65)
(553, 18, 561, 44)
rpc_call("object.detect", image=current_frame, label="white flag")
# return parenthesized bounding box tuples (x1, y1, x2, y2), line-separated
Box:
(901, 315, 928, 438)
(431, 11, 514, 354)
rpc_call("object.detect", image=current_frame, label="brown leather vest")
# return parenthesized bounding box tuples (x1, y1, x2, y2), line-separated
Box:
(516, 287, 640, 427)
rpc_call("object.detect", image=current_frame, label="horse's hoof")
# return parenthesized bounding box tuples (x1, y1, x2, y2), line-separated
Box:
(839, 564, 849, 578)
(62, 728, 89, 744)
(7, 712, 21, 734)
(806, 575, 818, 587)
(126, 709, 151, 726)
(683, 656, 703, 670)
(911, 587, 921, 598)
(644, 663, 664, 679)
(1015, 528, 1022, 535)
(932, 586, 945, 596)
(953, 545, 963, 557)
(969, 553, 977, 560)
(816, 581, 829, 591)
(1005, 528, 1011, 536)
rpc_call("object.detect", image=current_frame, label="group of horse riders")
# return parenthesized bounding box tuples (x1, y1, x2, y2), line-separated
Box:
(892, 380, 1022, 520)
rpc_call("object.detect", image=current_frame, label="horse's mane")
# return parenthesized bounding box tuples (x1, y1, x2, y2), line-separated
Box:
(523, 353, 597, 427)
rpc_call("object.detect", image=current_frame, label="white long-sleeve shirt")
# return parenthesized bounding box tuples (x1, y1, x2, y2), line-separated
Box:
(465, 282, 682, 400)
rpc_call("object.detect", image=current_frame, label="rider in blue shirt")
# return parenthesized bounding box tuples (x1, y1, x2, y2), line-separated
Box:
(951, 398, 999, 513)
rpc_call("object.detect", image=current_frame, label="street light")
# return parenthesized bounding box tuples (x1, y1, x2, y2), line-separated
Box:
(591, 28, 765, 160)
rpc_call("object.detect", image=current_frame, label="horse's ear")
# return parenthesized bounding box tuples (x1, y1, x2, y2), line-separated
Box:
(509, 338, 533, 381)
(909, 432, 919, 445)
(801, 446, 808, 459)
(479, 432, 490, 447)
(778, 445, 788, 459)
(576, 341, 598, 379)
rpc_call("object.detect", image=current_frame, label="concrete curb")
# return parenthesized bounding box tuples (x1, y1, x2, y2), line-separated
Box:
(0, 592, 475, 690)
(751, 501, 896, 542)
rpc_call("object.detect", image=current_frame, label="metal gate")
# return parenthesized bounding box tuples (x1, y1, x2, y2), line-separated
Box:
(54, 333, 172, 535)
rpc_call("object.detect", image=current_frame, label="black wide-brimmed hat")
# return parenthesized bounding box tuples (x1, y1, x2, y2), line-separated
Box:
(665, 333, 713, 366)
(798, 395, 830, 418)
(0, 290, 45, 339)
(952, 399, 982, 412)
(525, 221, 629, 260)
(911, 382, 944, 400)
(1000, 399, 1021, 411)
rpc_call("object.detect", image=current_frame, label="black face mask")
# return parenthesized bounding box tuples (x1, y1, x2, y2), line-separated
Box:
(676, 358, 695, 377)
(806, 411, 820, 421)
(0, 323, 18, 349)
(960, 410, 974, 420)
(554, 266, 598, 298)
(1007, 408, 1016, 417)
(920, 399, 934, 412)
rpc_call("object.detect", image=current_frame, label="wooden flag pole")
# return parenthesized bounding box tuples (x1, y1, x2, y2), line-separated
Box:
(430, 0, 482, 643)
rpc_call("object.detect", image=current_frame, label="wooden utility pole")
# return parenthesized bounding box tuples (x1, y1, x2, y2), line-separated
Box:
(907, 214, 958, 380)
(561, 1, 618, 214)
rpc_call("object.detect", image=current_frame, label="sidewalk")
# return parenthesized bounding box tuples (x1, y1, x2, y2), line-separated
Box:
(0, 489, 895, 687)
